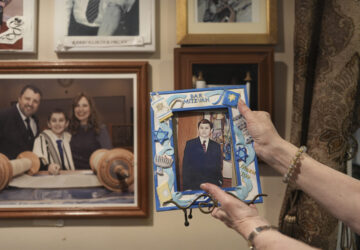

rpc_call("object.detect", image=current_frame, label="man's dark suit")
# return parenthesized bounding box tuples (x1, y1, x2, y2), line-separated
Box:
(0, 105, 39, 159)
(113, 0, 139, 36)
(182, 137, 223, 190)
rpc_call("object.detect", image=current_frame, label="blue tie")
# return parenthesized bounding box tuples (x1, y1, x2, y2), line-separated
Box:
(56, 139, 65, 169)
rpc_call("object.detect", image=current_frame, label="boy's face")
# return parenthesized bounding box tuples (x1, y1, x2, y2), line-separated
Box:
(198, 123, 212, 139)
(48, 113, 68, 137)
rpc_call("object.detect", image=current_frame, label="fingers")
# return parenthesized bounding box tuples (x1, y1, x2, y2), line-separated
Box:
(201, 183, 247, 208)
(54, 165, 60, 175)
(201, 183, 251, 211)
(212, 207, 239, 230)
(237, 99, 252, 119)
(200, 183, 227, 203)
(48, 164, 61, 175)
(212, 207, 228, 221)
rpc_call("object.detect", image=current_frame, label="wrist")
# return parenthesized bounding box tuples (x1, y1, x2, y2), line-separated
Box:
(264, 138, 299, 175)
(234, 217, 270, 239)
(249, 226, 278, 250)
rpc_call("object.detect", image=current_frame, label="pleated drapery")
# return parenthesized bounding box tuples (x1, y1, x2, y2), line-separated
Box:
(278, 0, 360, 249)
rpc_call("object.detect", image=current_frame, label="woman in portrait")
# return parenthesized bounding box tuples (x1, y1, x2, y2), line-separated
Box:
(69, 92, 112, 169)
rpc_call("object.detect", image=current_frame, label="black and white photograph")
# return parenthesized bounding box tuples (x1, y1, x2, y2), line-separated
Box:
(54, 0, 155, 52)
(66, 0, 139, 36)
(177, 0, 277, 45)
(197, 0, 253, 23)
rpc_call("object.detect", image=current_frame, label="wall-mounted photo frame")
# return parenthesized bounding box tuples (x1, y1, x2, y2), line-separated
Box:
(0, 61, 149, 218)
(174, 46, 274, 118)
(177, 0, 277, 45)
(150, 87, 263, 211)
(54, 0, 155, 52)
(0, 0, 37, 53)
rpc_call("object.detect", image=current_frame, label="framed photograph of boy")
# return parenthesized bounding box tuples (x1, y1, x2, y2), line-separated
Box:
(54, 0, 155, 52)
(0, 0, 37, 52)
(150, 87, 263, 212)
(0, 61, 148, 218)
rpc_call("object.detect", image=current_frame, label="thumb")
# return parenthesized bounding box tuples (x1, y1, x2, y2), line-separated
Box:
(237, 99, 252, 120)
(200, 183, 228, 203)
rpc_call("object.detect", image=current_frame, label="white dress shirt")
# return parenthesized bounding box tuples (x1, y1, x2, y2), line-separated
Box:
(16, 103, 37, 136)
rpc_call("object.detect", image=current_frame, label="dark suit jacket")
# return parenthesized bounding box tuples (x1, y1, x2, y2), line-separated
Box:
(0, 105, 39, 159)
(182, 137, 223, 190)
(114, 0, 139, 36)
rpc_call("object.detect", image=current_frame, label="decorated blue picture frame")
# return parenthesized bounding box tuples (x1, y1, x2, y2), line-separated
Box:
(150, 87, 263, 211)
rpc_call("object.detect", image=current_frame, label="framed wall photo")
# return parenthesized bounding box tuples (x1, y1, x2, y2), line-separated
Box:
(0, 0, 37, 53)
(174, 46, 274, 117)
(177, 0, 277, 45)
(0, 61, 149, 218)
(150, 87, 263, 211)
(54, 0, 155, 52)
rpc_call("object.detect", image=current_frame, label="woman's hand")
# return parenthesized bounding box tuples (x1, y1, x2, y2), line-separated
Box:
(48, 163, 61, 175)
(201, 183, 269, 238)
(238, 100, 284, 166)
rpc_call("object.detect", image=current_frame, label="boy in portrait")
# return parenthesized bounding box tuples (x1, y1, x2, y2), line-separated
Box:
(33, 108, 75, 175)
(182, 118, 223, 190)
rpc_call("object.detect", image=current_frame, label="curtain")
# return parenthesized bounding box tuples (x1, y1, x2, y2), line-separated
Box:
(278, 0, 360, 249)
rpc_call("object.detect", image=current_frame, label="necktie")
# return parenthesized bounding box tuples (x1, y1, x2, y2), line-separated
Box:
(56, 139, 65, 169)
(202, 140, 207, 152)
(86, 0, 100, 23)
(25, 117, 34, 139)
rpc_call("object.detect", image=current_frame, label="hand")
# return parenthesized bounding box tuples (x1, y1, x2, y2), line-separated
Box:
(97, 3, 121, 36)
(201, 183, 269, 239)
(0, 0, 11, 8)
(238, 100, 283, 166)
(48, 164, 61, 175)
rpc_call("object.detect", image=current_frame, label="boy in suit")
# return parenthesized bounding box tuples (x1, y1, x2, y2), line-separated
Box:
(182, 119, 223, 190)
(33, 109, 75, 175)
(0, 85, 41, 159)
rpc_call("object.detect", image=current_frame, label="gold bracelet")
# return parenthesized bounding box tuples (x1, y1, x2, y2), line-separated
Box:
(247, 225, 277, 249)
(283, 145, 307, 184)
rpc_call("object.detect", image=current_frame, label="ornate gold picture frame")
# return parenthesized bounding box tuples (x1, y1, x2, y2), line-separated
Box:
(176, 0, 277, 45)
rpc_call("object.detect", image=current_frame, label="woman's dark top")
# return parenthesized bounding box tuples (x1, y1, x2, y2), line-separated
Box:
(70, 124, 112, 170)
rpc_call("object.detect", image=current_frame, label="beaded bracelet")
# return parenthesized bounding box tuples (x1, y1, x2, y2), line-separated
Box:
(283, 146, 307, 184)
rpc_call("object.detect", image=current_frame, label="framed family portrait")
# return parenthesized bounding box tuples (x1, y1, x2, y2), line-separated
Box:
(176, 0, 277, 44)
(174, 46, 274, 118)
(0, 61, 149, 218)
(54, 0, 155, 52)
(150, 87, 263, 211)
(0, 0, 37, 52)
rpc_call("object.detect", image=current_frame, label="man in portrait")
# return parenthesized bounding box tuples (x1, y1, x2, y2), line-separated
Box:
(0, 84, 42, 159)
(182, 118, 223, 190)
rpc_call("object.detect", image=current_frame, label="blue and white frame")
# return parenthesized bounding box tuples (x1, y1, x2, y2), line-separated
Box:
(150, 87, 263, 211)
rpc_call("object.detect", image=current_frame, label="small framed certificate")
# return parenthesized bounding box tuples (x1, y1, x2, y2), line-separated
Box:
(54, 0, 155, 52)
(0, 0, 37, 53)
(150, 87, 263, 211)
